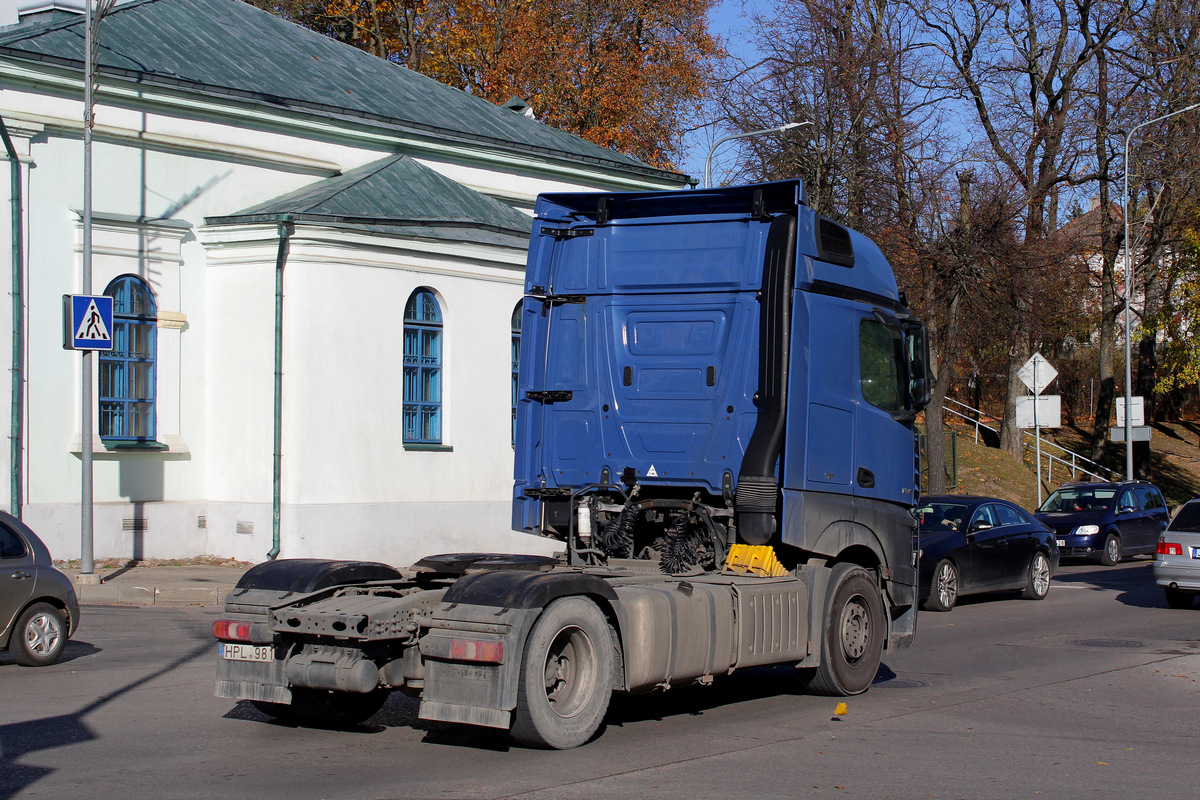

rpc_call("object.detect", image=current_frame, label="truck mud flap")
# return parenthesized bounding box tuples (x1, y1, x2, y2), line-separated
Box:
(417, 606, 538, 730)
(216, 652, 291, 704)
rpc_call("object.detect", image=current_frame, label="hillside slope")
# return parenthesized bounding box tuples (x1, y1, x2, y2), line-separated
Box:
(925, 421, 1200, 512)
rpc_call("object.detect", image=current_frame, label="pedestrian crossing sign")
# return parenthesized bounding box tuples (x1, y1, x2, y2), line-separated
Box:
(63, 294, 114, 351)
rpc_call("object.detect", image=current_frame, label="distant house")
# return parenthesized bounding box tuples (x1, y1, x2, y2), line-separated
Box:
(0, 0, 687, 565)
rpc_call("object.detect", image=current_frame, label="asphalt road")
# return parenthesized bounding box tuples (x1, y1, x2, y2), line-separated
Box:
(2, 559, 1197, 800)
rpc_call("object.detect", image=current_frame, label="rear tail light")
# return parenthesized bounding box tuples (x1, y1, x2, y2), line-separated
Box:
(1158, 540, 1183, 556)
(212, 620, 254, 642)
(449, 638, 505, 664)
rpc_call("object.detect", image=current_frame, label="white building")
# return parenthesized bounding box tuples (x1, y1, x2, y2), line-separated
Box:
(0, 0, 687, 565)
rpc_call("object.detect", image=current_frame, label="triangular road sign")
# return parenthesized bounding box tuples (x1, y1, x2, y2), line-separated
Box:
(75, 298, 112, 342)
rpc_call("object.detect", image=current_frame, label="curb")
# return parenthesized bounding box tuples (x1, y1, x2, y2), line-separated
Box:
(76, 585, 232, 607)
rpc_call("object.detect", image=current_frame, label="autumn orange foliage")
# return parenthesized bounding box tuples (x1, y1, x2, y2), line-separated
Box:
(259, 0, 719, 169)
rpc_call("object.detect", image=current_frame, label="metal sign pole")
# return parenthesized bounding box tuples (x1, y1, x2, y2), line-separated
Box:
(1034, 360, 1042, 506)
(79, 1, 96, 583)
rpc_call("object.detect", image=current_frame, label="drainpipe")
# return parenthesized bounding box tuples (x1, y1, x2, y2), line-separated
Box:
(1, 117, 25, 519)
(268, 215, 293, 560)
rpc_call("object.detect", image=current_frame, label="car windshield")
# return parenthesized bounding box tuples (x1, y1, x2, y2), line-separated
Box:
(1168, 503, 1200, 533)
(916, 502, 972, 532)
(1038, 487, 1115, 513)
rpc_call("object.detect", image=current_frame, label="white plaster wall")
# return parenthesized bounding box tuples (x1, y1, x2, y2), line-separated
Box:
(1, 71, 685, 563)
(11, 118, 358, 558)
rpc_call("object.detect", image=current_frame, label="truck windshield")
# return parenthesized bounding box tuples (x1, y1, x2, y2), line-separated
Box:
(1038, 487, 1115, 513)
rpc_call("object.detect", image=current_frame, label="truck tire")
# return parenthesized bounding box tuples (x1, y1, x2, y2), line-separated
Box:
(254, 688, 388, 727)
(10, 602, 68, 667)
(803, 563, 885, 696)
(510, 596, 614, 749)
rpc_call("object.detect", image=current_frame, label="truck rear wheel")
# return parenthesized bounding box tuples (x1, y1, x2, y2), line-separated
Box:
(510, 596, 614, 749)
(803, 563, 885, 696)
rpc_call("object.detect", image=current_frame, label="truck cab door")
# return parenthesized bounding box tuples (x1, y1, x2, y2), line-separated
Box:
(853, 314, 917, 505)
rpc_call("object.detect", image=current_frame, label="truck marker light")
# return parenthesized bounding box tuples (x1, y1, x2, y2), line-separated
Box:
(449, 639, 505, 664)
(212, 620, 253, 642)
(1158, 541, 1183, 556)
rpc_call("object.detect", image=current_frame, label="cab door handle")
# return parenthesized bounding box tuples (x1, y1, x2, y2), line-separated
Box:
(9, 571, 31, 579)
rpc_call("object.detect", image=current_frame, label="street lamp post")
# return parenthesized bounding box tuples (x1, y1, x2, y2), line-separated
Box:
(703, 122, 811, 188)
(1121, 101, 1200, 480)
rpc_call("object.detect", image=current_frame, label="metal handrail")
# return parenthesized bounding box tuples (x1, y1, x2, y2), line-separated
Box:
(940, 398, 1118, 483)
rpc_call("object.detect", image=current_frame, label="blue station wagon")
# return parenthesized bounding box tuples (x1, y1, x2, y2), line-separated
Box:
(1035, 481, 1169, 565)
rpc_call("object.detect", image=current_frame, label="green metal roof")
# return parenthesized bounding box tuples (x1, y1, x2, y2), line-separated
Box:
(207, 154, 532, 245)
(0, 0, 682, 183)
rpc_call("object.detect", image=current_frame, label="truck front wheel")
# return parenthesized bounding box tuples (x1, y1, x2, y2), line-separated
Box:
(803, 563, 885, 696)
(510, 596, 614, 749)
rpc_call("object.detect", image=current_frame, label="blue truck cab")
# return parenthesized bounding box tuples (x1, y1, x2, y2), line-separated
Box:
(514, 180, 929, 582)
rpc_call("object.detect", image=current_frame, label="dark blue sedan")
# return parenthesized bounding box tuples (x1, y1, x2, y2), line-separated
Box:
(917, 496, 1060, 612)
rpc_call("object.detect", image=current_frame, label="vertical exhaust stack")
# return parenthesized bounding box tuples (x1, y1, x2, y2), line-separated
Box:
(736, 213, 797, 545)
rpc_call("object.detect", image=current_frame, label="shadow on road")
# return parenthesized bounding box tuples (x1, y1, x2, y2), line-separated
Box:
(1052, 559, 1165, 608)
(222, 660, 911, 752)
(0, 637, 212, 800)
(0, 638, 101, 668)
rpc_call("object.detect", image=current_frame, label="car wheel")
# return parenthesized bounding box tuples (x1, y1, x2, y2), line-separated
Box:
(924, 559, 958, 612)
(1021, 551, 1051, 600)
(10, 602, 68, 667)
(802, 563, 886, 696)
(1165, 587, 1195, 610)
(1100, 533, 1122, 566)
(510, 596, 614, 749)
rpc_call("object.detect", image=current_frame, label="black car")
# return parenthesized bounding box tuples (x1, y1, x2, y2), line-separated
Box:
(917, 495, 1060, 612)
(1034, 481, 1169, 565)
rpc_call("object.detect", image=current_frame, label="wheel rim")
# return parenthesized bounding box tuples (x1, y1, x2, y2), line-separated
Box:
(542, 626, 596, 719)
(1032, 554, 1050, 595)
(1106, 537, 1120, 562)
(839, 595, 870, 661)
(936, 563, 957, 607)
(25, 612, 62, 656)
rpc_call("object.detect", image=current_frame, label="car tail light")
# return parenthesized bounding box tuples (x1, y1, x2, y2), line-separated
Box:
(449, 638, 505, 664)
(212, 620, 254, 642)
(1158, 540, 1183, 556)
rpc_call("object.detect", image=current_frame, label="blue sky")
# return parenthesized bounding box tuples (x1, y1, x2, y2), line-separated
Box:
(682, 0, 763, 183)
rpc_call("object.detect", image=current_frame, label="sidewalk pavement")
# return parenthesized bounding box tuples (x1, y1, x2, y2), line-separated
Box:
(61, 564, 250, 608)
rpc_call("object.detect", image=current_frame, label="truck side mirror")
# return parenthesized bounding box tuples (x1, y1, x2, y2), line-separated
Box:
(905, 321, 932, 411)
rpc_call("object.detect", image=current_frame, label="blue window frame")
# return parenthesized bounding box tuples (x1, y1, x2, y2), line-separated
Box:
(404, 289, 443, 444)
(511, 302, 522, 445)
(99, 275, 157, 441)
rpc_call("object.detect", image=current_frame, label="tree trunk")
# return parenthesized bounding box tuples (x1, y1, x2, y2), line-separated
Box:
(926, 293, 962, 495)
(999, 297, 1032, 459)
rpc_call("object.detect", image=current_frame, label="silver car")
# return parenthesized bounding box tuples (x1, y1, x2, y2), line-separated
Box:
(1153, 499, 1200, 609)
(1, 512, 80, 665)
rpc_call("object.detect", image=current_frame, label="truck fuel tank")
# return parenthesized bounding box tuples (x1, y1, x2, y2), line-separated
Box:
(614, 577, 809, 692)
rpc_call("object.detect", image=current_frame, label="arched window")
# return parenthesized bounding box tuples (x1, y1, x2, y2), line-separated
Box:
(99, 275, 157, 441)
(403, 289, 443, 444)
(511, 302, 522, 445)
